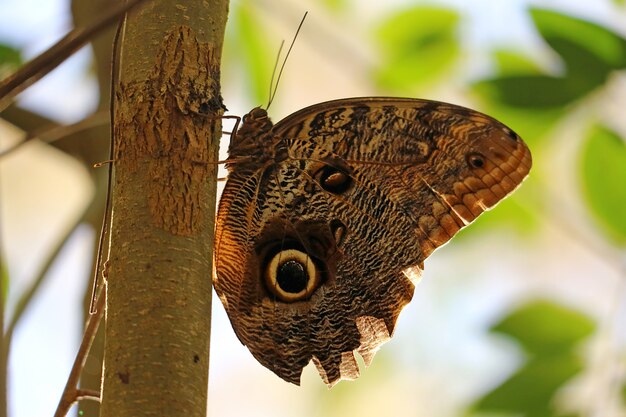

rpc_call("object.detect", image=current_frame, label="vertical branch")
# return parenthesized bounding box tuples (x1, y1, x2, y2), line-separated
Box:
(99, 1, 228, 416)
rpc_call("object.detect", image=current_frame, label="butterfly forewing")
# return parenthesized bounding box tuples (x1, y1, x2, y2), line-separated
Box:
(274, 99, 531, 253)
(214, 97, 531, 386)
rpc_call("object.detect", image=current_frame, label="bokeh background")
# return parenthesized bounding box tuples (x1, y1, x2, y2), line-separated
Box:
(1, 0, 625, 416)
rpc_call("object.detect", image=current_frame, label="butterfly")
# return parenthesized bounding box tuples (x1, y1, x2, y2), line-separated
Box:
(213, 97, 532, 386)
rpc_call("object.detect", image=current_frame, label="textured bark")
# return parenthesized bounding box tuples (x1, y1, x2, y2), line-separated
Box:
(99, 2, 227, 416)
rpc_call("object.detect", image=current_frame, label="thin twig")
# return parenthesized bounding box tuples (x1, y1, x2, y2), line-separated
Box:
(0, 111, 109, 158)
(53, 294, 105, 417)
(88, 18, 123, 314)
(75, 389, 101, 402)
(0, 0, 150, 111)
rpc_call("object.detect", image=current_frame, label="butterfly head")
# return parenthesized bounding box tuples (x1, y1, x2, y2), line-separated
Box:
(244, 106, 269, 122)
(237, 107, 274, 136)
(227, 107, 278, 167)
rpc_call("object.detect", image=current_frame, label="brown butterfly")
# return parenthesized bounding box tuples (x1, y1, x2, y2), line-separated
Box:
(214, 97, 532, 386)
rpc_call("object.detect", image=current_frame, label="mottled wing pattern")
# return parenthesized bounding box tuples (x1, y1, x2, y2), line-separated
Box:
(214, 98, 531, 386)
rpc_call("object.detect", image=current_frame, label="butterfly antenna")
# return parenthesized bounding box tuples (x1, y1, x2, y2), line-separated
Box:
(267, 11, 308, 109)
(267, 40, 285, 108)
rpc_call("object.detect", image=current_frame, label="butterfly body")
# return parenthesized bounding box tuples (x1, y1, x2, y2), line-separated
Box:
(214, 98, 531, 386)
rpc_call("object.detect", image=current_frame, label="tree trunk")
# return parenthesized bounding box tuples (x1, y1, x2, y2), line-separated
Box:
(99, 1, 228, 416)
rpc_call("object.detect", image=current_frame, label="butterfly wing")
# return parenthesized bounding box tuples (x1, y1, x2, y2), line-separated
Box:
(215, 98, 531, 386)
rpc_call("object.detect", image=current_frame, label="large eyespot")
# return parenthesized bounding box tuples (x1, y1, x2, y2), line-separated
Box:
(466, 152, 485, 169)
(316, 165, 352, 194)
(264, 249, 321, 302)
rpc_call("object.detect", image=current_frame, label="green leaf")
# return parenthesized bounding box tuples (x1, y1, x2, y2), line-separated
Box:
(475, 9, 626, 109)
(0, 43, 22, 79)
(0, 44, 21, 63)
(467, 98, 566, 147)
(471, 301, 595, 417)
(375, 7, 460, 91)
(491, 300, 595, 355)
(530, 8, 626, 71)
(473, 74, 599, 108)
(473, 355, 583, 416)
(493, 49, 544, 76)
(545, 37, 614, 83)
(580, 125, 626, 246)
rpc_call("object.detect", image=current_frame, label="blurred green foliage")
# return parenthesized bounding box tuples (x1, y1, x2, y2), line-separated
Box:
(229, 11, 620, 415)
(468, 7, 626, 247)
(0, 43, 22, 79)
(493, 49, 544, 76)
(228, 3, 274, 105)
(475, 8, 626, 108)
(473, 45, 567, 145)
(455, 188, 538, 242)
(375, 6, 460, 91)
(374, 5, 626, 413)
(531, 8, 626, 70)
(491, 301, 595, 354)
(580, 125, 626, 246)
(2, 3, 623, 417)
(320, 0, 347, 13)
(472, 301, 595, 417)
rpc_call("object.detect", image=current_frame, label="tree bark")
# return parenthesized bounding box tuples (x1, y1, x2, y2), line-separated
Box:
(99, 1, 228, 416)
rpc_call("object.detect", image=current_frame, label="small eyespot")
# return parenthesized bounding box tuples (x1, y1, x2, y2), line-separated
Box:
(264, 249, 321, 302)
(330, 219, 347, 247)
(467, 153, 485, 169)
(316, 166, 352, 194)
(503, 127, 520, 142)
